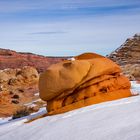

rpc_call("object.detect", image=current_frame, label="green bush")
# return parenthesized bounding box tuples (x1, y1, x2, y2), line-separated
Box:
(12, 107, 30, 119)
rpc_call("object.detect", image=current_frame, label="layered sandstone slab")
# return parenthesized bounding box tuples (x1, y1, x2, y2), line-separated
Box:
(39, 53, 131, 115)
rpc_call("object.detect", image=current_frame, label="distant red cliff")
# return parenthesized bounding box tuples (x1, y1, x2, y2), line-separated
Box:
(0, 48, 68, 73)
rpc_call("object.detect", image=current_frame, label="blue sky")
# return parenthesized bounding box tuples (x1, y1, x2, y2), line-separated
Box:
(0, 0, 140, 56)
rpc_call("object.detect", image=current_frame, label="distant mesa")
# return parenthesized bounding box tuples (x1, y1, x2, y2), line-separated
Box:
(0, 48, 68, 73)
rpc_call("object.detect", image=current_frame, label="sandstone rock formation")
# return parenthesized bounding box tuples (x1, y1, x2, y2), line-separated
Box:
(108, 34, 140, 80)
(0, 66, 39, 90)
(0, 48, 67, 117)
(39, 53, 131, 115)
(0, 48, 67, 73)
(0, 66, 39, 117)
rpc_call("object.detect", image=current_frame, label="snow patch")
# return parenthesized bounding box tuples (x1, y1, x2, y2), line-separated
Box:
(0, 82, 140, 140)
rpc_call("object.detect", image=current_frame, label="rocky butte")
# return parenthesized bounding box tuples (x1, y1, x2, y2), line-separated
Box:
(108, 34, 140, 81)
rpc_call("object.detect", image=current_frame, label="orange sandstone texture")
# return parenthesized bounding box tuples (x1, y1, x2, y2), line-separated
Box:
(39, 53, 131, 115)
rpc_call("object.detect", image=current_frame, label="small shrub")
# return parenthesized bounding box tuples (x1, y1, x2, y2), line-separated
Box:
(16, 70, 22, 76)
(12, 94, 19, 99)
(9, 91, 14, 95)
(12, 107, 30, 119)
(11, 100, 19, 104)
(18, 89, 24, 93)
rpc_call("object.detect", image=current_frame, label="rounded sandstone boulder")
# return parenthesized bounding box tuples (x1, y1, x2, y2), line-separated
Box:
(39, 60, 91, 101)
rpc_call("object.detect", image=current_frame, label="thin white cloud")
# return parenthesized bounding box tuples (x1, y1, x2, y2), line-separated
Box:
(29, 31, 67, 35)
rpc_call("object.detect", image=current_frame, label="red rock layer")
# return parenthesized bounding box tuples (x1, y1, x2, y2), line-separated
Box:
(0, 48, 68, 73)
